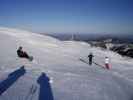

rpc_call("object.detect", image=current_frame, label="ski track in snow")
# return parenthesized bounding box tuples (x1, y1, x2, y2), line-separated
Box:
(0, 27, 133, 100)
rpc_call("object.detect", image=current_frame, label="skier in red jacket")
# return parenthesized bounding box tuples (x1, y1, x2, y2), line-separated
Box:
(105, 57, 110, 69)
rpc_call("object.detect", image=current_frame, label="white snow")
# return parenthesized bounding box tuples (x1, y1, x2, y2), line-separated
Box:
(0, 27, 133, 100)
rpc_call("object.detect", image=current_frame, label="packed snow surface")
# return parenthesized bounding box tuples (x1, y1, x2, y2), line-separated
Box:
(0, 27, 133, 100)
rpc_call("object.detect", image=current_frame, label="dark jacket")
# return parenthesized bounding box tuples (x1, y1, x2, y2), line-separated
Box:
(88, 54, 94, 59)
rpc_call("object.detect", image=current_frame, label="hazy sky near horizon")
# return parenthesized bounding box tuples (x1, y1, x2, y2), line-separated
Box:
(0, 0, 133, 34)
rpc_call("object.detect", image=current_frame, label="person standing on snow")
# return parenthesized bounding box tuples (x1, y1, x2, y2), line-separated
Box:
(105, 57, 110, 69)
(88, 53, 94, 65)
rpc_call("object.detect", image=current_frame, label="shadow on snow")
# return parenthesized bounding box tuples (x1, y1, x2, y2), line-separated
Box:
(0, 66, 26, 95)
(37, 72, 54, 100)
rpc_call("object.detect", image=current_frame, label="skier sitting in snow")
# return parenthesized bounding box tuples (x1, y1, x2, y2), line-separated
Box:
(17, 46, 30, 59)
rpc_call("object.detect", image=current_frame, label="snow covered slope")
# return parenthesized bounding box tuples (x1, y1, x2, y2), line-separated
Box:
(0, 27, 133, 100)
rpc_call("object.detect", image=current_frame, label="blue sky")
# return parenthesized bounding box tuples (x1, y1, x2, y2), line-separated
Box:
(0, 0, 133, 34)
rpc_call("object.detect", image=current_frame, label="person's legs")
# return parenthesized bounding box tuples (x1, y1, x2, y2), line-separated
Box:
(89, 58, 92, 65)
(105, 63, 110, 69)
(23, 52, 30, 59)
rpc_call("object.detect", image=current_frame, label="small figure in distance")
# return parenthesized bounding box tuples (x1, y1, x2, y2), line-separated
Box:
(17, 46, 33, 61)
(105, 57, 110, 70)
(88, 52, 94, 66)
